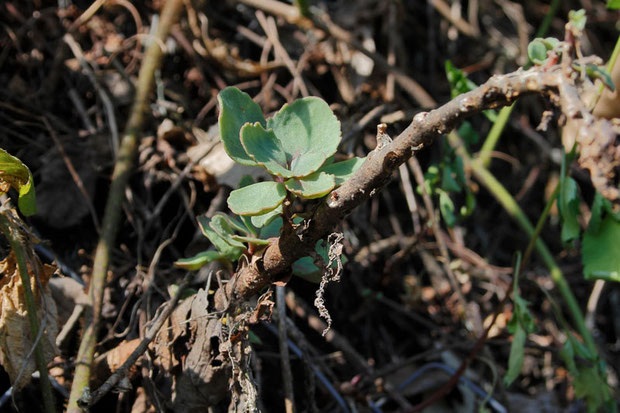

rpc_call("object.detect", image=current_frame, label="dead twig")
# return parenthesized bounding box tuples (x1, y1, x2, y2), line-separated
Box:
(66, 0, 185, 410)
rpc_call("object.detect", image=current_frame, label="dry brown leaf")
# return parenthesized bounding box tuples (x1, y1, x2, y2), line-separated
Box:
(0, 251, 58, 390)
(106, 338, 141, 373)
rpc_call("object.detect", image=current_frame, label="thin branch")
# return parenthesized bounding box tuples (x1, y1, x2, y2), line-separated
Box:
(214, 66, 563, 311)
(66, 0, 185, 410)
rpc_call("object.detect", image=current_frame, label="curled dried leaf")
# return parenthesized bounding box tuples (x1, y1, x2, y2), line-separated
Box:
(0, 252, 58, 390)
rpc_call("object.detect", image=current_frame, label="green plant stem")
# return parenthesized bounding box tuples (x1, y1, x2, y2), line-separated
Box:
(593, 32, 620, 104)
(0, 211, 55, 413)
(477, 0, 562, 167)
(522, 182, 560, 269)
(607, 33, 620, 72)
(468, 159, 596, 353)
(66, 1, 184, 411)
(477, 104, 514, 167)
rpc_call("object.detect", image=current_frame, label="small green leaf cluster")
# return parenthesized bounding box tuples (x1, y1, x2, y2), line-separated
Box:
(419, 150, 475, 228)
(416, 62, 485, 228)
(527, 37, 561, 65)
(175, 208, 282, 270)
(177, 88, 363, 280)
(0, 148, 37, 216)
(445, 61, 497, 122)
(560, 334, 615, 413)
(218, 87, 364, 217)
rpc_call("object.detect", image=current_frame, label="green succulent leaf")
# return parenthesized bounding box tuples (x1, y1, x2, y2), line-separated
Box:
(197, 216, 244, 260)
(231, 235, 271, 245)
(285, 172, 335, 199)
(291, 256, 323, 283)
(218, 87, 265, 166)
(259, 216, 283, 239)
(319, 157, 366, 185)
(582, 215, 620, 282)
(266, 97, 341, 177)
(227, 181, 286, 216)
(0, 148, 37, 216)
(174, 250, 227, 270)
(608, 0, 620, 9)
(251, 204, 282, 228)
(292, 239, 348, 283)
(528, 38, 549, 65)
(240, 122, 295, 177)
(209, 214, 246, 248)
(568, 9, 587, 32)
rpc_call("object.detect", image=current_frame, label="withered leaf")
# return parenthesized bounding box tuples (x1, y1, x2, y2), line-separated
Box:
(0, 251, 58, 390)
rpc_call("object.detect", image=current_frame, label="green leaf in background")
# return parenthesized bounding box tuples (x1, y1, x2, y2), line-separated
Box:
(241, 122, 296, 177)
(218, 87, 265, 166)
(457, 122, 480, 146)
(227, 181, 286, 216)
(445, 61, 497, 122)
(209, 214, 246, 248)
(445, 60, 478, 99)
(582, 215, 620, 282)
(319, 157, 366, 185)
(438, 190, 456, 227)
(560, 335, 614, 413)
(504, 323, 527, 387)
(0, 148, 37, 216)
(174, 250, 226, 270)
(504, 293, 536, 386)
(419, 165, 440, 195)
(197, 215, 244, 260)
(587, 192, 606, 233)
(608, 0, 620, 9)
(292, 239, 348, 283)
(557, 176, 581, 243)
(266, 97, 341, 177)
(284, 172, 335, 199)
(441, 164, 461, 192)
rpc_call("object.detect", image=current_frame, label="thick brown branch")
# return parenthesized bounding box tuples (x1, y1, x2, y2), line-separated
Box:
(215, 67, 562, 310)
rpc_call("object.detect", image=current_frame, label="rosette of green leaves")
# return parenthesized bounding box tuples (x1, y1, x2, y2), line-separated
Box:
(218, 87, 364, 220)
(174, 211, 283, 270)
